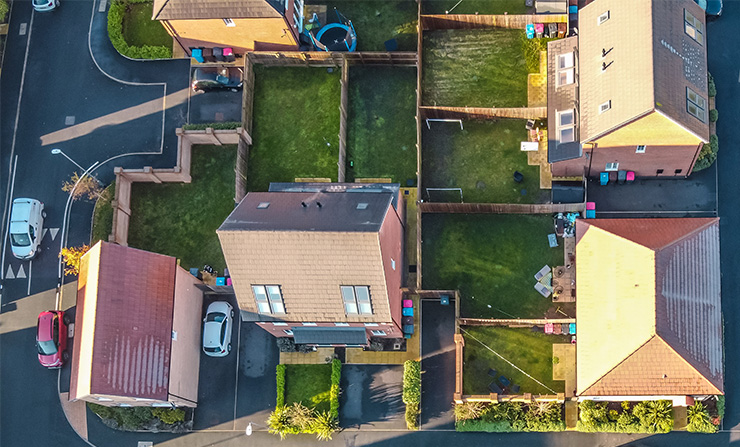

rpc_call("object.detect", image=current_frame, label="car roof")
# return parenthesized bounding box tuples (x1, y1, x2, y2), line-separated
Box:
(10, 199, 33, 222)
(203, 321, 224, 347)
(37, 311, 56, 341)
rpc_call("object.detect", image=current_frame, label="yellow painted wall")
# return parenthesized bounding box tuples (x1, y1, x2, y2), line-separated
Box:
(591, 111, 704, 147)
(164, 17, 299, 54)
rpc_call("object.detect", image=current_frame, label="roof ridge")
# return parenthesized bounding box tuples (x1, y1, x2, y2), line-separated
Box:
(152, 0, 171, 20)
(654, 218, 718, 251)
(653, 334, 723, 394)
(579, 334, 656, 395)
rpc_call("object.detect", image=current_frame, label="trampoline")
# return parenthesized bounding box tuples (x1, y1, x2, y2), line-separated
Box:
(308, 9, 357, 52)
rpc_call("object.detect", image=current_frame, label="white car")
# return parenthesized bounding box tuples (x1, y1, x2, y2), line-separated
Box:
(203, 301, 234, 357)
(32, 0, 59, 12)
(9, 198, 45, 260)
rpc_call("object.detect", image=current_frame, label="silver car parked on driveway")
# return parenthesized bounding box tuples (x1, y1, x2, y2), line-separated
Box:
(203, 301, 234, 357)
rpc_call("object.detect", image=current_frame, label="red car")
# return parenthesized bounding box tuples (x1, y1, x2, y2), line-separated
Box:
(36, 310, 70, 368)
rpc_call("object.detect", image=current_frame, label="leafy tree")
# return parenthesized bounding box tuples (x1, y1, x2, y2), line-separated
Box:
(60, 244, 91, 276)
(62, 172, 103, 201)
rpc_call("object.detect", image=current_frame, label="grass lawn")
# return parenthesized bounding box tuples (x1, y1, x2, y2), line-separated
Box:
(422, 214, 563, 318)
(462, 326, 568, 395)
(90, 182, 114, 245)
(285, 364, 332, 412)
(309, 0, 418, 51)
(122, 2, 172, 47)
(248, 66, 340, 191)
(422, 120, 547, 204)
(422, 29, 530, 107)
(423, 0, 529, 14)
(346, 66, 417, 185)
(127, 145, 236, 272)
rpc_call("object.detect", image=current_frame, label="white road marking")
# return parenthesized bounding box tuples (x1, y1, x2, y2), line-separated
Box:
(232, 315, 242, 430)
(42, 228, 47, 240)
(5, 265, 14, 280)
(19, 23, 26, 35)
(16, 265, 26, 279)
(0, 156, 18, 298)
(49, 228, 59, 241)
(98, 0, 107, 12)
(27, 260, 32, 295)
(64, 115, 75, 125)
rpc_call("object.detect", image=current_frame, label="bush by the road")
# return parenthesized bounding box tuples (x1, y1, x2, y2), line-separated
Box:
(694, 134, 719, 172)
(0, 0, 9, 23)
(108, 0, 171, 59)
(402, 360, 421, 429)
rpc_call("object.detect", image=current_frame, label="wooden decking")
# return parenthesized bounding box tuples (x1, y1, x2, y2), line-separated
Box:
(553, 236, 576, 303)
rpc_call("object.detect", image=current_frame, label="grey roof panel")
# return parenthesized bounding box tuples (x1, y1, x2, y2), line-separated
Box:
(547, 37, 583, 163)
(292, 327, 368, 345)
(269, 182, 401, 210)
(219, 190, 393, 233)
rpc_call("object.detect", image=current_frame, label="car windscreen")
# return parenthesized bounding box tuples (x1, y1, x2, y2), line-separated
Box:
(204, 346, 220, 353)
(37, 340, 57, 355)
(32, 0, 47, 5)
(205, 312, 225, 323)
(10, 233, 30, 247)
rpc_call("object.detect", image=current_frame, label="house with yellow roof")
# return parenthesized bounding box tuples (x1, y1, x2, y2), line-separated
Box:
(575, 218, 722, 405)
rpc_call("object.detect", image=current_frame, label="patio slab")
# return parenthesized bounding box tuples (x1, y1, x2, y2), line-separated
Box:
(552, 343, 576, 398)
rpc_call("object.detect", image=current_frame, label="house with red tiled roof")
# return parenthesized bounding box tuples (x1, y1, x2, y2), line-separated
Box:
(548, 0, 710, 179)
(217, 183, 405, 346)
(70, 242, 203, 407)
(575, 218, 723, 404)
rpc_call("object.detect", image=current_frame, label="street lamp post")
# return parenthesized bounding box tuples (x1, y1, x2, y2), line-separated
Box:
(51, 148, 84, 172)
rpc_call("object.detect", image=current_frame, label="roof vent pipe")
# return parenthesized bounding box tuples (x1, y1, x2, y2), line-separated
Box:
(301, 201, 308, 207)
(317, 202, 323, 208)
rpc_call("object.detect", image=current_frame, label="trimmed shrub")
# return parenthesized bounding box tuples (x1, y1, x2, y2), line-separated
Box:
(709, 109, 718, 123)
(267, 405, 300, 440)
(266, 402, 339, 440)
(402, 360, 421, 430)
(0, 0, 9, 23)
(454, 401, 488, 421)
(152, 407, 185, 425)
(329, 359, 341, 420)
(312, 410, 339, 441)
(276, 337, 296, 352)
(577, 400, 673, 434)
(687, 401, 717, 433)
(708, 72, 716, 98)
(276, 364, 286, 408)
(456, 418, 512, 432)
(108, 0, 172, 59)
(454, 401, 564, 433)
(694, 134, 719, 172)
(182, 122, 242, 131)
(717, 395, 725, 419)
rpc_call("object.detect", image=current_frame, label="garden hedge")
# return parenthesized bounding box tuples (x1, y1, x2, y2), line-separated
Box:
(108, 0, 172, 59)
(403, 360, 421, 429)
(693, 134, 719, 172)
(276, 364, 286, 408)
(454, 401, 565, 433)
(182, 122, 242, 131)
(576, 400, 673, 433)
(329, 359, 341, 420)
(0, 0, 8, 23)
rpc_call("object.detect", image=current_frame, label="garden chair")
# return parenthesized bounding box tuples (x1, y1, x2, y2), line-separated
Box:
(498, 376, 511, 387)
(489, 382, 503, 394)
(488, 368, 498, 377)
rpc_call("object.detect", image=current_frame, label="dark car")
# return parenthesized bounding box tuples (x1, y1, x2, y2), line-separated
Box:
(191, 67, 243, 92)
(706, 0, 722, 16)
(36, 310, 69, 369)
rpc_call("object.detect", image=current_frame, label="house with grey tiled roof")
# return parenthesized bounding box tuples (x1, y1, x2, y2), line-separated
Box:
(548, 0, 710, 179)
(70, 242, 203, 407)
(217, 183, 406, 346)
(576, 218, 723, 404)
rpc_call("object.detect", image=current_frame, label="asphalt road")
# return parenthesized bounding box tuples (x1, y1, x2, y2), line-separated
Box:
(1, 1, 739, 447)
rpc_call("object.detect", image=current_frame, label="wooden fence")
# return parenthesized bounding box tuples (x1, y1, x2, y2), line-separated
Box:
(421, 14, 567, 31)
(415, 0, 424, 290)
(420, 106, 547, 121)
(338, 58, 349, 182)
(420, 202, 585, 214)
(109, 128, 243, 246)
(459, 318, 576, 326)
(247, 51, 417, 67)
(241, 57, 256, 138)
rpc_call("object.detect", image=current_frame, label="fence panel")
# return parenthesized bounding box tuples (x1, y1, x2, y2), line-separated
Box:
(421, 14, 567, 30)
(420, 202, 585, 214)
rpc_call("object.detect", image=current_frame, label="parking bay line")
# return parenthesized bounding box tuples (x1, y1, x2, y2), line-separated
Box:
(232, 314, 242, 430)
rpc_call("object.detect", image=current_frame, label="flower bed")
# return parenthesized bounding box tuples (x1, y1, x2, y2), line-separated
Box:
(403, 360, 421, 430)
(87, 403, 190, 432)
(576, 400, 673, 434)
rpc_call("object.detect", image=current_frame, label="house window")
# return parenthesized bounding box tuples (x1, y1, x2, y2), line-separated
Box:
(341, 286, 372, 315)
(391, 259, 396, 271)
(557, 52, 575, 87)
(657, 169, 664, 175)
(96, 397, 113, 402)
(675, 169, 683, 174)
(557, 109, 575, 143)
(334, 322, 350, 327)
(684, 9, 703, 44)
(119, 404, 132, 407)
(599, 100, 611, 114)
(283, 329, 293, 335)
(364, 323, 379, 327)
(302, 322, 317, 326)
(257, 202, 270, 209)
(252, 285, 285, 314)
(273, 322, 288, 326)
(636, 145, 646, 154)
(686, 87, 706, 122)
(597, 11, 610, 25)
(223, 18, 236, 27)
(371, 330, 387, 336)
(605, 162, 619, 171)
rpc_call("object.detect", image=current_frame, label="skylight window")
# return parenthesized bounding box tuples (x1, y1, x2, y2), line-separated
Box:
(257, 202, 270, 209)
(557, 109, 576, 144)
(341, 286, 372, 315)
(599, 100, 611, 114)
(597, 11, 610, 25)
(356, 203, 368, 210)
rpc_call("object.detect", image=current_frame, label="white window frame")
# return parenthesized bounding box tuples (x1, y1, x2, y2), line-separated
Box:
(252, 285, 286, 314)
(557, 109, 576, 143)
(391, 259, 396, 270)
(283, 329, 293, 335)
(599, 100, 611, 114)
(558, 53, 574, 70)
(371, 330, 387, 336)
(302, 322, 317, 326)
(557, 69, 574, 87)
(223, 18, 235, 27)
(684, 9, 703, 45)
(341, 286, 372, 315)
(273, 322, 288, 326)
(686, 87, 707, 122)
(597, 11, 610, 25)
(364, 323, 379, 327)
(334, 322, 350, 327)
(556, 52, 575, 88)
(605, 162, 619, 171)
(636, 145, 647, 154)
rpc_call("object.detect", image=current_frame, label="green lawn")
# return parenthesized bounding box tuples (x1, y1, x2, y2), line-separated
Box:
(422, 120, 547, 204)
(423, 0, 529, 14)
(127, 145, 236, 272)
(122, 2, 171, 47)
(462, 326, 567, 395)
(91, 182, 115, 245)
(422, 214, 563, 318)
(285, 364, 332, 412)
(309, 0, 418, 51)
(422, 29, 530, 107)
(248, 66, 341, 191)
(346, 66, 417, 184)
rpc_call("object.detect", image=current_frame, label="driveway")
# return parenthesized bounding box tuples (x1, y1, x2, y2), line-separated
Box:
(340, 365, 406, 430)
(420, 299, 456, 430)
(189, 84, 243, 125)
